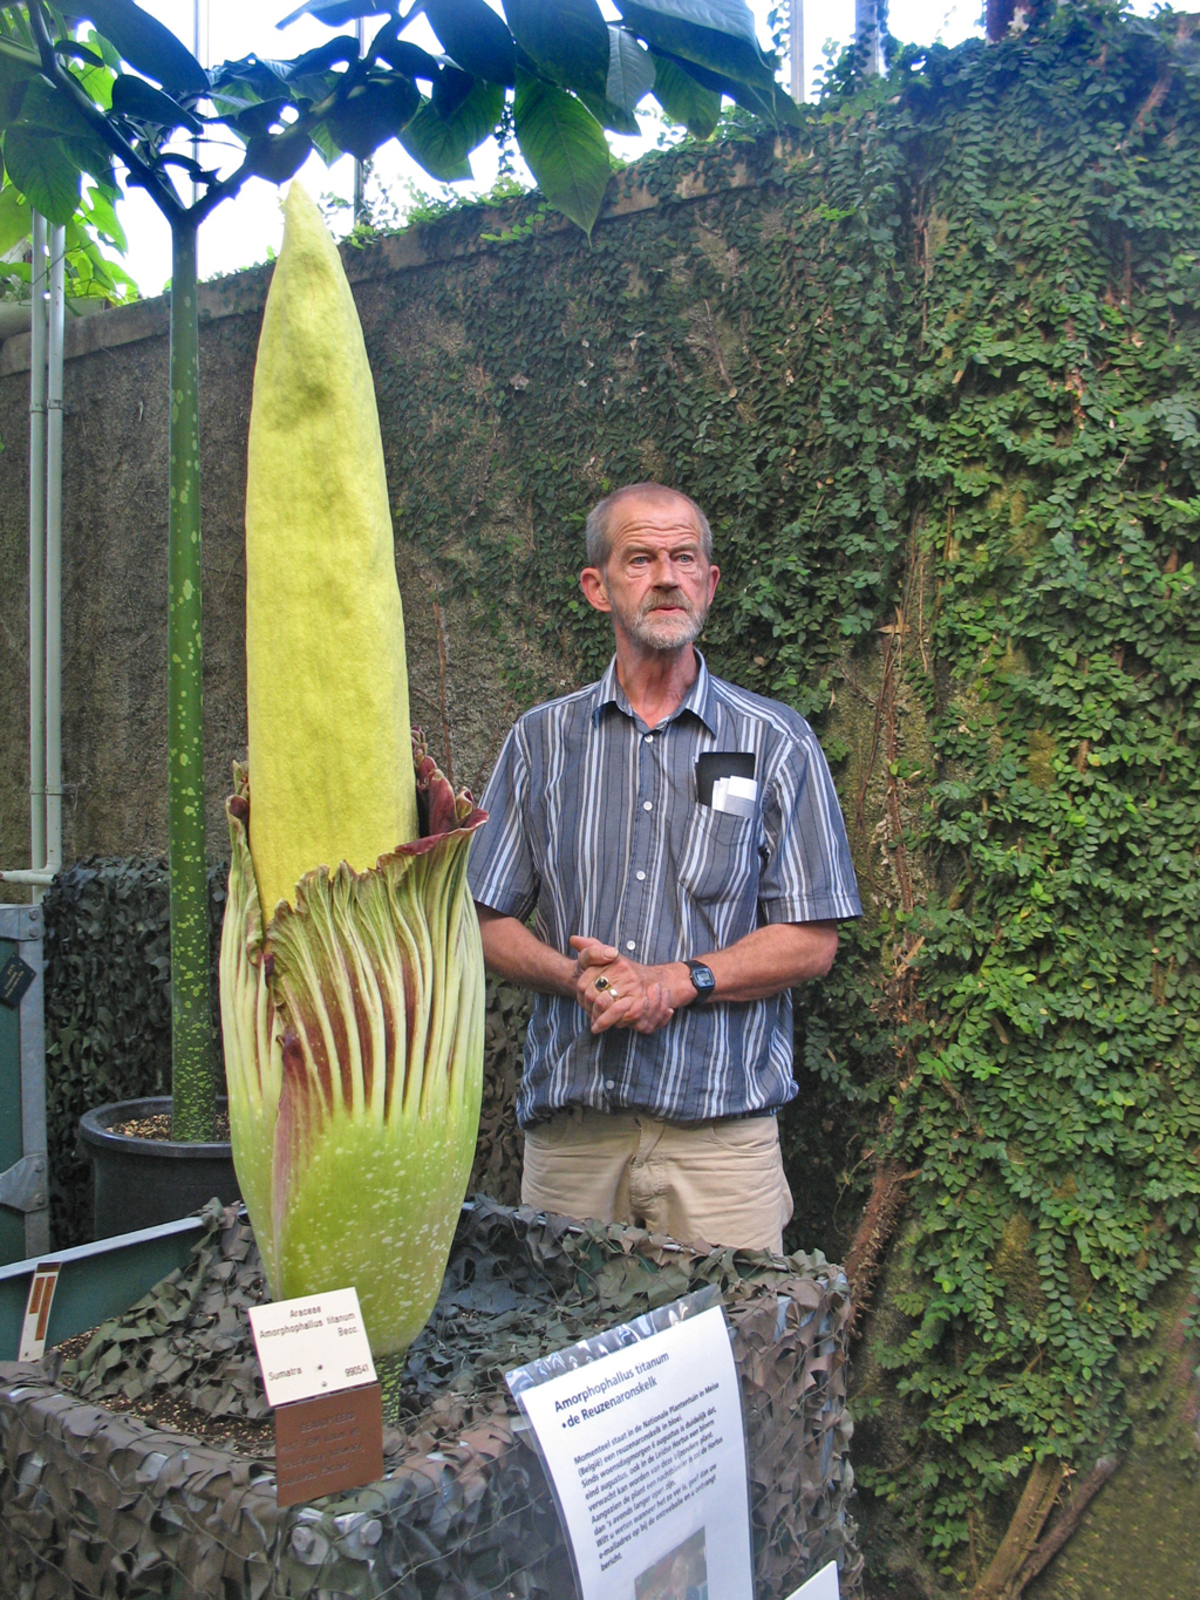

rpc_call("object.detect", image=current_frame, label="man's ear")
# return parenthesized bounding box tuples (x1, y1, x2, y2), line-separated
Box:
(707, 564, 720, 606)
(580, 567, 612, 614)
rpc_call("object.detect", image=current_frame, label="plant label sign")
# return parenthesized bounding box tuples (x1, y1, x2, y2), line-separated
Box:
(249, 1288, 382, 1506)
(506, 1297, 752, 1600)
(248, 1288, 376, 1408)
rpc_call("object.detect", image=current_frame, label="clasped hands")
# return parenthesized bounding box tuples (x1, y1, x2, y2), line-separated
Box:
(569, 935, 680, 1035)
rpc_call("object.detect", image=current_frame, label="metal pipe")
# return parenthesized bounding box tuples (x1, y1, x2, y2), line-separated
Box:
(28, 215, 48, 896)
(44, 225, 65, 878)
(855, 0, 882, 76)
(0, 870, 57, 887)
(790, 0, 805, 104)
(354, 15, 366, 222)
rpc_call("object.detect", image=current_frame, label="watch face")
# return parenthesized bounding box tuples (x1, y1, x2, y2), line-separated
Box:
(688, 961, 716, 999)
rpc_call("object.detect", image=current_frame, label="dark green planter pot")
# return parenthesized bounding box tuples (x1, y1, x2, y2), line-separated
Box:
(79, 1097, 241, 1240)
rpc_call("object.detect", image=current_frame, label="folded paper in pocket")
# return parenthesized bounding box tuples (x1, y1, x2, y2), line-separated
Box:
(711, 775, 758, 817)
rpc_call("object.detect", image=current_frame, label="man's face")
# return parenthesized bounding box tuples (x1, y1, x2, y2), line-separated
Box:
(581, 495, 720, 653)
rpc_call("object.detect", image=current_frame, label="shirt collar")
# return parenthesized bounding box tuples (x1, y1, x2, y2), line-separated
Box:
(591, 652, 718, 735)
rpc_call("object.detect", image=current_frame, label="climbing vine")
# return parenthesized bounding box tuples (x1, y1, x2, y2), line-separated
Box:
(370, 5, 1200, 1582)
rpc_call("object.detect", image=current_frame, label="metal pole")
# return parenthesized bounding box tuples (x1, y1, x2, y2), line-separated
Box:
(856, 0, 881, 76)
(17, 906, 49, 1259)
(28, 216, 48, 898)
(44, 225, 65, 879)
(192, 0, 202, 206)
(790, 0, 805, 104)
(354, 15, 366, 223)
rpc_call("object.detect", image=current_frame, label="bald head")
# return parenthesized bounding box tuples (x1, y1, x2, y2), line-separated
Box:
(584, 483, 712, 569)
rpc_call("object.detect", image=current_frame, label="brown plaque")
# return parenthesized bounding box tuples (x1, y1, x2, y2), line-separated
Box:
(274, 1382, 383, 1507)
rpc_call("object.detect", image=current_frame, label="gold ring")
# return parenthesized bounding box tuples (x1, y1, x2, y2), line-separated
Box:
(594, 975, 610, 991)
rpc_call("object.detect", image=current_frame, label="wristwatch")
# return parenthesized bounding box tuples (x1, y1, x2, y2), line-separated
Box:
(684, 959, 716, 1004)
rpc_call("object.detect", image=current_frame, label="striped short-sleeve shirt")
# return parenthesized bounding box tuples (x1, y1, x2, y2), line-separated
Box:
(467, 654, 861, 1126)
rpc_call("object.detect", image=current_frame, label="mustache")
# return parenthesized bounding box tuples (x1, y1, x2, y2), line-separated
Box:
(640, 589, 696, 615)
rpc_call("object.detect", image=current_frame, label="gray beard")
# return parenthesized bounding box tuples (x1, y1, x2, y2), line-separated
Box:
(615, 590, 707, 651)
(630, 610, 704, 650)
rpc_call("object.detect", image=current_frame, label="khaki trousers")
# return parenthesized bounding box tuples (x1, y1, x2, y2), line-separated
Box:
(521, 1106, 793, 1255)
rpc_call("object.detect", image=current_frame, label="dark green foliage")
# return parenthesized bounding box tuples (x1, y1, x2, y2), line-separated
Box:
(855, 6, 1200, 1573)
(41, 859, 226, 1247)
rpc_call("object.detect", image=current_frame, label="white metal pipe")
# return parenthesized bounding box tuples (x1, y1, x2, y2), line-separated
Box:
(0, 870, 57, 887)
(28, 215, 48, 894)
(354, 15, 366, 221)
(44, 225, 65, 878)
(790, 0, 806, 104)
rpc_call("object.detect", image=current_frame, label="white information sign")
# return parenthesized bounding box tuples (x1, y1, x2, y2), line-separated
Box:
(784, 1559, 841, 1600)
(248, 1288, 376, 1408)
(509, 1302, 752, 1600)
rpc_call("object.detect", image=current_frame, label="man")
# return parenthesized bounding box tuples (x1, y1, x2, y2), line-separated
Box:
(467, 483, 860, 1253)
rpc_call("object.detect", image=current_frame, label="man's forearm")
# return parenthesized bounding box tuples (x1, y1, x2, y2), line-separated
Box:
(474, 904, 577, 998)
(572, 919, 840, 1034)
(684, 920, 839, 1005)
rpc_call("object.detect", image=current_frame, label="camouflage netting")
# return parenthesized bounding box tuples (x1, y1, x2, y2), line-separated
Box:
(0, 1200, 860, 1598)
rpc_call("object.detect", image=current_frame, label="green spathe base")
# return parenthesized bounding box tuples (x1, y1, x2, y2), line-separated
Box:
(273, 1109, 480, 1356)
(220, 752, 487, 1358)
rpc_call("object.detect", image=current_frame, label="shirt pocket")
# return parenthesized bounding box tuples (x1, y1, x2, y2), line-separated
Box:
(675, 802, 759, 907)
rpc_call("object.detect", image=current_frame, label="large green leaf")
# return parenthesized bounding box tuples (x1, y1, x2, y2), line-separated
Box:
(374, 39, 444, 81)
(615, 0, 777, 91)
(10, 80, 114, 187)
(657, 48, 801, 125)
(513, 68, 609, 237)
(398, 100, 470, 180)
(277, 0, 391, 30)
(75, 0, 208, 96)
(649, 50, 718, 136)
(0, 52, 38, 124)
(431, 63, 474, 118)
(0, 178, 29, 255)
(110, 72, 203, 133)
(15, 78, 101, 140)
(2, 126, 80, 223)
(504, 0, 609, 99)
(622, 0, 760, 47)
(424, 0, 516, 87)
(244, 124, 313, 181)
(324, 73, 420, 159)
(398, 77, 503, 181)
(577, 87, 638, 136)
(59, 132, 116, 186)
(607, 25, 655, 113)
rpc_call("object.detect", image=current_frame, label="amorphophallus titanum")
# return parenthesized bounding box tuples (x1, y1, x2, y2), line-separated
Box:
(219, 183, 486, 1357)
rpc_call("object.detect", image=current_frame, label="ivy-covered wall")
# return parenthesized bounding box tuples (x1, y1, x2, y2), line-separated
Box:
(2, 5, 1198, 1591)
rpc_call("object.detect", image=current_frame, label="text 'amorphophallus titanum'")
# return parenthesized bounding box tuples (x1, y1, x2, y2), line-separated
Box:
(219, 183, 486, 1358)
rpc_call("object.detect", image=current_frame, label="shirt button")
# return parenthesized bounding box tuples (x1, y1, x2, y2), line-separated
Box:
(605, 1079, 616, 1090)
(626, 941, 636, 951)
(643, 734, 653, 743)
(642, 800, 653, 812)
(636, 871, 646, 882)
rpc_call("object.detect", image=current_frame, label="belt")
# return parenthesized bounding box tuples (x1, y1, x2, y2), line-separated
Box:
(533, 1104, 778, 1128)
